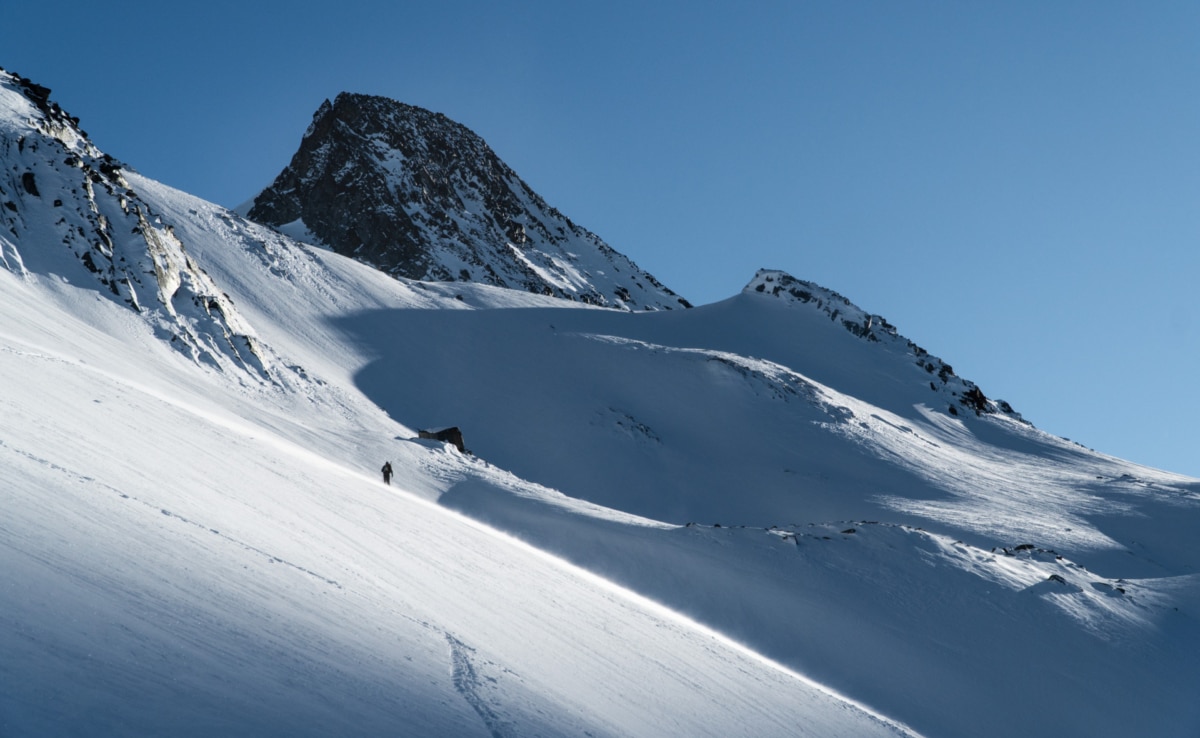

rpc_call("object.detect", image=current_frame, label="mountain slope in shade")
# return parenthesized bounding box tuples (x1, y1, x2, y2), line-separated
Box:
(245, 92, 690, 311)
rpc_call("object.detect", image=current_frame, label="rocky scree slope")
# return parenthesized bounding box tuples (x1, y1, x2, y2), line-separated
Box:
(246, 92, 690, 311)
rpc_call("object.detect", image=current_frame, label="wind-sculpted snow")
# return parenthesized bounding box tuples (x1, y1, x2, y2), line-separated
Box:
(344, 305, 879, 525)
(337, 290, 1199, 571)
(440, 479, 1200, 738)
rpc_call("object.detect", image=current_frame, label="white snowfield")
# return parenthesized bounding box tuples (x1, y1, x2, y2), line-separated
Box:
(0, 268, 915, 738)
(3, 71, 1200, 737)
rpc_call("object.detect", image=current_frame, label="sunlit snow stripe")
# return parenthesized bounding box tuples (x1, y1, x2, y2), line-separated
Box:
(392, 483, 928, 738)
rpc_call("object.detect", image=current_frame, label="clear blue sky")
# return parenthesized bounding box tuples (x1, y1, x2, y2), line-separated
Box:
(5, 1, 1199, 477)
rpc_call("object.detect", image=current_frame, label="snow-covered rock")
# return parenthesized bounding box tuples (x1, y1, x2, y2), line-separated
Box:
(0, 69, 268, 376)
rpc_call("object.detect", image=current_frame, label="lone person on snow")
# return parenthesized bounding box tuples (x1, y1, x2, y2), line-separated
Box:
(381, 461, 393, 485)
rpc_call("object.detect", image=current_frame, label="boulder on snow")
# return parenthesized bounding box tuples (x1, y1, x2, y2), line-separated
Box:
(419, 426, 466, 453)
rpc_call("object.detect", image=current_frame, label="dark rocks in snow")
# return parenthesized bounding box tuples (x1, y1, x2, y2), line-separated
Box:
(1092, 582, 1128, 595)
(997, 543, 1067, 565)
(419, 426, 466, 453)
(11, 74, 53, 119)
(961, 386, 989, 415)
(0, 67, 271, 379)
(80, 250, 100, 274)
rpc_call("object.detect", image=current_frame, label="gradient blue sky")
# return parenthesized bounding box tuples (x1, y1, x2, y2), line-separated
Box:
(5, 1, 1198, 477)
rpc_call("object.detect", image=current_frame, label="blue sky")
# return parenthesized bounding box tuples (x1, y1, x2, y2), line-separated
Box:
(5, 1, 1199, 477)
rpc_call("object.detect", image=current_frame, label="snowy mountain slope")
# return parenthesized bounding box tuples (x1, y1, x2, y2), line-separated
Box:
(0, 281, 916, 738)
(243, 92, 689, 312)
(2, 72, 919, 737)
(134, 166, 1200, 737)
(5, 67, 1200, 737)
(444, 487, 1200, 737)
(319, 272, 1200, 571)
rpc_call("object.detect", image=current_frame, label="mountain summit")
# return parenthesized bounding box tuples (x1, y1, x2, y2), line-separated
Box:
(246, 93, 690, 311)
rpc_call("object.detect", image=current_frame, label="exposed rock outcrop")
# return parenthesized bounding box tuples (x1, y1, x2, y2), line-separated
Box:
(0, 68, 269, 376)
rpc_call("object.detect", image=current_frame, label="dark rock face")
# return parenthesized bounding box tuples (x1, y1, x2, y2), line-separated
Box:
(247, 94, 690, 311)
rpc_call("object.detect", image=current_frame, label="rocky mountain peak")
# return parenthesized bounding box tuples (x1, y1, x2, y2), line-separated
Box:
(246, 93, 690, 311)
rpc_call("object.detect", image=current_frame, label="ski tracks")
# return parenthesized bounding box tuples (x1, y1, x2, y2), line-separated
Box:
(445, 634, 513, 738)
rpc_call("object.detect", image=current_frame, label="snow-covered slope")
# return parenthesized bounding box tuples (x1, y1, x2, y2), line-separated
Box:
(5, 68, 1200, 737)
(0, 69, 912, 738)
(243, 93, 689, 312)
(0, 280, 917, 737)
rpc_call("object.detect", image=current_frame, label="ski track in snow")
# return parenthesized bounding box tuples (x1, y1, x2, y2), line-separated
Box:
(154, 507, 343, 589)
(446, 634, 510, 738)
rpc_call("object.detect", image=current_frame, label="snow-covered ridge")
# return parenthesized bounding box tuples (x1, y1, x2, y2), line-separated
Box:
(746, 268, 1024, 422)
(0, 68, 268, 376)
(245, 92, 691, 311)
